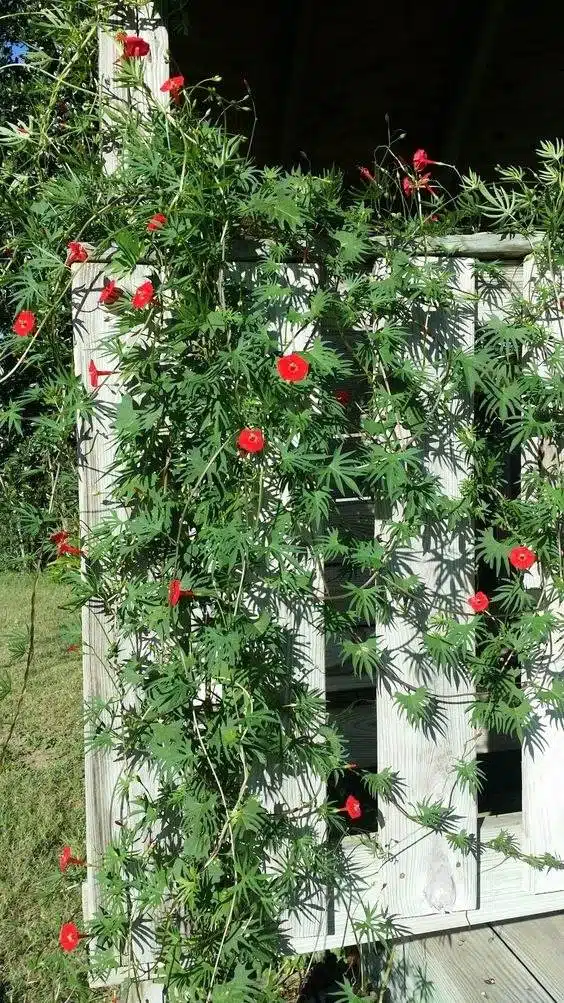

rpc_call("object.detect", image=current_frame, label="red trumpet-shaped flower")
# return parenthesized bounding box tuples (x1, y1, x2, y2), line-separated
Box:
(402, 173, 436, 197)
(359, 166, 375, 183)
(168, 579, 195, 607)
(50, 530, 69, 545)
(276, 353, 309, 383)
(467, 591, 489, 613)
(66, 241, 88, 266)
(12, 310, 37, 337)
(237, 428, 265, 453)
(413, 148, 438, 173)
(147, 213, 167, 232)
(88, 360, 114, 389)
(57, 542, 82, 557)
(99, 280, 122, 306)
(59, 922, 83, 952)
(59, 845, 86, 873)
(342, 795, 362, 820)
(121, 35, 150, 59)
(132, 280, 155, 309)
(508, 545, 536, 571)
(160, 75, 184, 102)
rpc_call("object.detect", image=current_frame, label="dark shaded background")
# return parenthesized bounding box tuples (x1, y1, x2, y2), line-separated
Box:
(168, 0, 564, 180)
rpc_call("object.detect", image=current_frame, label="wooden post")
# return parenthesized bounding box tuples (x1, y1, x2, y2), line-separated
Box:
(521, 255, 564, 895)
(76, 3, 170, 996)
(74, 263, 162, 996)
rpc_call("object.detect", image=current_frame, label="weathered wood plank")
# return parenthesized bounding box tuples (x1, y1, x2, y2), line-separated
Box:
(73, 261, 163, 997)
(375, 257, 478, 920)
(230, 234, 542, 262)
(240, 263, 328, 944)
(98, 2, 168, 174)
(392, 925, 555, 1003)
(136, 4, 169, 108)
(521, 255, 564, 896)
(492, 913, 564, 1001)
(294, 812, 564, 952)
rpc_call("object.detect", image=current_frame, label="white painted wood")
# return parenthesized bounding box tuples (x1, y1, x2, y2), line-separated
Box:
(73, 261, 162, 999)
(94, 16, 169, 999)
(291, 812, 564, 952)
(98, 3, 168, 174)
(375, 257, 478, 921)
(231, 233, 542, 263)
(136, 4, 170, 110)
(521, 255, 564, 896)
(235, 263, 328, 944)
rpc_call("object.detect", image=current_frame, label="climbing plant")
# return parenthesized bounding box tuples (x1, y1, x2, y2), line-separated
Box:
(3, 3, 564, 1001)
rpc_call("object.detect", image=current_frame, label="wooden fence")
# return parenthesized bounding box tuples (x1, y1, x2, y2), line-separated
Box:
(71, 5, 564, 996)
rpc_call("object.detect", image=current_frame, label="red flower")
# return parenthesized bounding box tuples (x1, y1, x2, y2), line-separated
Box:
(122, 35, 150, 59)
(50, 530, 69, 545)
(359, 166, 375, 183)
(57, 542, 82, 557)
(160, 75, 184, 102)
(59, 922, 82, 952)
(99, 280, 122, 305)
(343, 795, 362, 820)
(467, 591, 489, 613)
(88, 360, 114, 389)
(334, 389, 351, 406)
(509, 545, 536, 571)
(402, 173, 436, 197)
(402, 176, 414, 197)
(12, 310, 36, 336)
(276, 353, 309, 383)
(168, 578, 195, 607)
(413, 148, 437, 173)
(147, 213, 167, 232)
(66, 644, 80, 653)
(59, 846, 85, 872)
(132, 280, 155, 309)
(237, 428, 265, 453)
(66, 241, 88, 266)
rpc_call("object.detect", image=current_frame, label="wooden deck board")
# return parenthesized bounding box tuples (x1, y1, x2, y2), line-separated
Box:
(395, 924, 557, 1003)
(492, 914, 564, 1002)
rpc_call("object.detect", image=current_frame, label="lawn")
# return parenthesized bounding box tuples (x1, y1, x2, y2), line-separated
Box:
(0, 571, 104, 1003)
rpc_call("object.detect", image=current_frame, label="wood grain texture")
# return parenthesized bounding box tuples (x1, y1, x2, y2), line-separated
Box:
(392, 925, 555, 1003)
(98, 3, 168, 174)
(73, 262, 162, 996)
(230, 234, 542, 262)
(136, 4, 169, 110)
(243, 263, 328, 944)
(293, 811, 564, 953)
(521, 255, 564, 896)
(375, 257, 478, 920)
(492, 913, 564, 1001)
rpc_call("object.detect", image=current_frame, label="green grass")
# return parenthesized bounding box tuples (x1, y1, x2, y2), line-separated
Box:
(0, 572, 104, 1003)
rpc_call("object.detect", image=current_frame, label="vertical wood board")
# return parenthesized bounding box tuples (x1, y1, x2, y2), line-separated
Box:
(235, 263, 328, 944)
(521, 254, 564, 895)
(98, 2, 169, 174)
(73, 261, 162, 992)
(375, 257, 478, 919)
